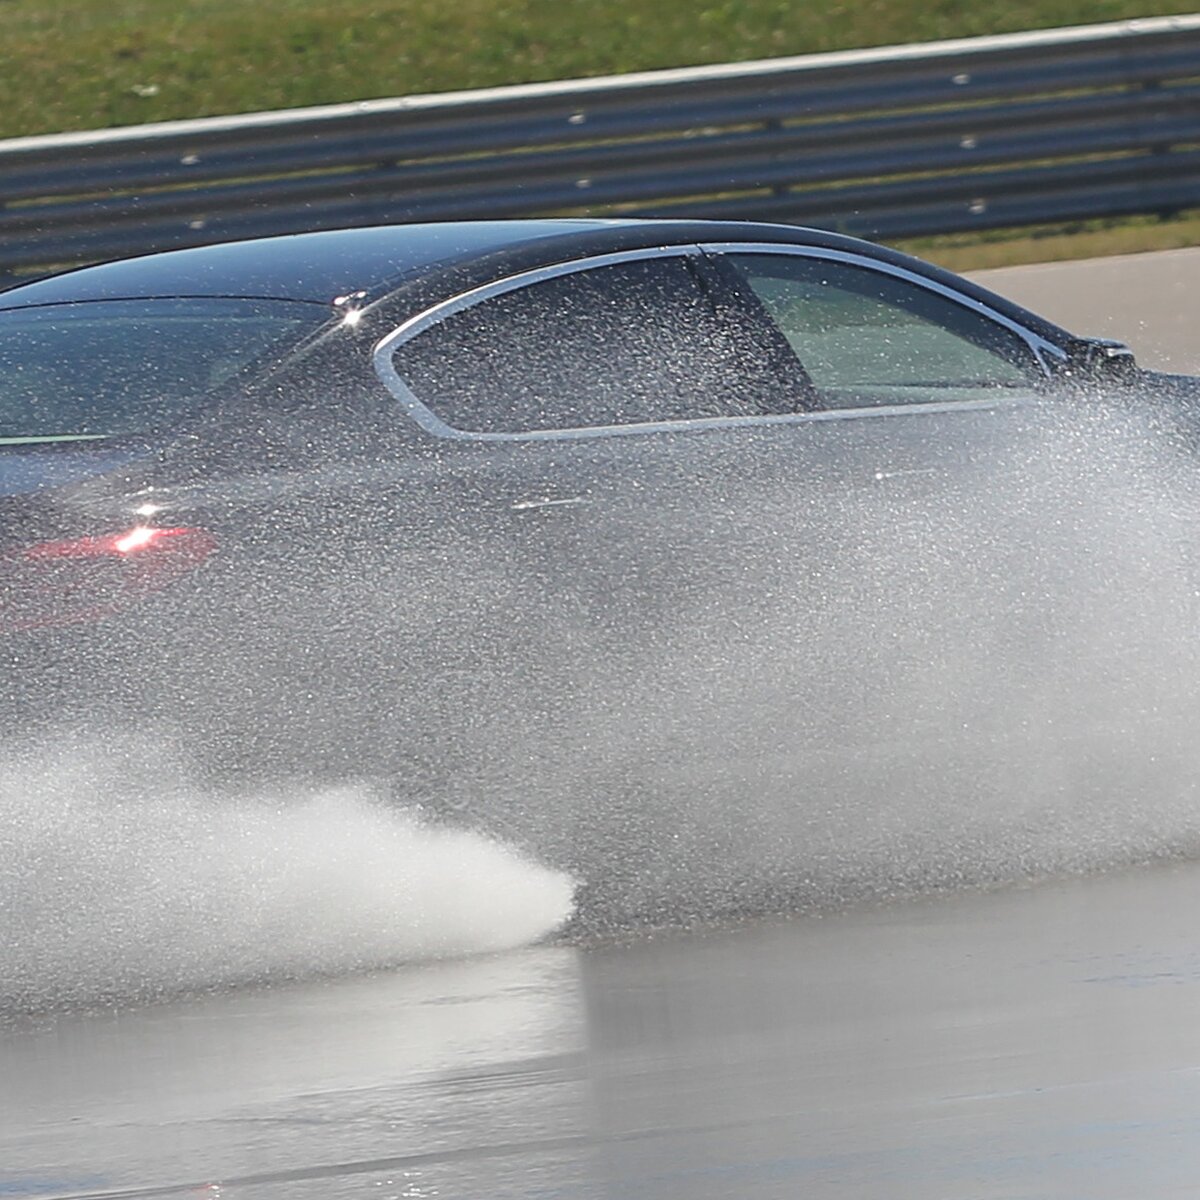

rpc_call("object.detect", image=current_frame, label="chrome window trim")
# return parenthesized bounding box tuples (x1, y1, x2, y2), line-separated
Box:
(372, 243, 1061, 443)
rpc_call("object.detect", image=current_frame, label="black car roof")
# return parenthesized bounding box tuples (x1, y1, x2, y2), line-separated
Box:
(0, 218, 1074, 345)
(0, 220, 634, 309)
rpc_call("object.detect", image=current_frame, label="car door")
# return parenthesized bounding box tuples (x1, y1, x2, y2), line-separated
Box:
(374, 246, 805, 619)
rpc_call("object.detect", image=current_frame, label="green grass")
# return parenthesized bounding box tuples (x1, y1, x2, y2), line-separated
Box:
(2, 0, 1199, 140)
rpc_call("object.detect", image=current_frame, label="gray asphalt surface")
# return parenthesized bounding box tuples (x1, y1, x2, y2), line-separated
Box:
(973, 247, 1200, 374)
(4, 248, 1200, 1200)
(6, 863, 1200, 1200)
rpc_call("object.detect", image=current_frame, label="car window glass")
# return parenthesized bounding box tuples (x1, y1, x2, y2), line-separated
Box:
(390, 256, 790, 434)
(0, 297, 328, 439)
(723, 253, 1041, 410)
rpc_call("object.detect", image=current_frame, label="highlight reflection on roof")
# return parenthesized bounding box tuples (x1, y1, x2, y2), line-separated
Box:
(0, 220, 628, 308)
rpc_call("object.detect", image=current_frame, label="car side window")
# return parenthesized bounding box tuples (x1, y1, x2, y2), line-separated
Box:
(389, 255, 791, 434)
(721, 253, 1043, 410)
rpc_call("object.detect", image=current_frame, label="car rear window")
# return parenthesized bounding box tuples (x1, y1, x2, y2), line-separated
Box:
(0, 297, 329, 439)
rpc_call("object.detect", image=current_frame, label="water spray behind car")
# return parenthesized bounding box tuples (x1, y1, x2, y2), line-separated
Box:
(6, 220, 1200, 1009)
(5, 384, 1200, 1010)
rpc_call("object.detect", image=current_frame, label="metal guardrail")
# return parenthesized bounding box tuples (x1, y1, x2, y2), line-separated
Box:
(2, 15, 1200, 272)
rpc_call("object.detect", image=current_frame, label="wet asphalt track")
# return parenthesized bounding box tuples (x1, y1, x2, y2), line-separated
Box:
(5, 249, 1200, 1199)
(6, 862, 1200, 1200)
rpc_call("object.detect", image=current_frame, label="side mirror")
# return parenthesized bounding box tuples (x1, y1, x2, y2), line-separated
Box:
(1061, 337, 1138, 385)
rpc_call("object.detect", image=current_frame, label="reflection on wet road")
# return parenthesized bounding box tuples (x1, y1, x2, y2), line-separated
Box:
(6, 862, 1200, 1199)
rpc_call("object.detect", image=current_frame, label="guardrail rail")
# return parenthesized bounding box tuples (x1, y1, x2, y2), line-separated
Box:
(2, 14, 1200, 273)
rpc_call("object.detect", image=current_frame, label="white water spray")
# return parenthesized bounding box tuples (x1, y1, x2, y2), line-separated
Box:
(0, 739, 574, 1012)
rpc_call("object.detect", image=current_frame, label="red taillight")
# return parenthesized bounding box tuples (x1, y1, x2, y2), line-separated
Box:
(1, 525, 217, 633)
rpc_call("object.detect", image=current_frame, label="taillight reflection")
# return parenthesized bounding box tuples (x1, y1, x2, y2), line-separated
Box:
(1, 525, 217, 633)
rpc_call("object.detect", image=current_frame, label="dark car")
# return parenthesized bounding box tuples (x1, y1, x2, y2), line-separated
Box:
(3, 218, 1198, 916)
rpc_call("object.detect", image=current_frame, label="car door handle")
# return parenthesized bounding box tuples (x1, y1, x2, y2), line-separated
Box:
(510, 495, 590, 512)
(872, 467, 940, 482)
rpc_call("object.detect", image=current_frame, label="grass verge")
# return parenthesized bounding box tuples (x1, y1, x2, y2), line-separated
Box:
(2, 0, 1198, 140)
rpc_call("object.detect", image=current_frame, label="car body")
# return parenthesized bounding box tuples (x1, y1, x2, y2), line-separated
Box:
(3, 218, 1199, 915)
